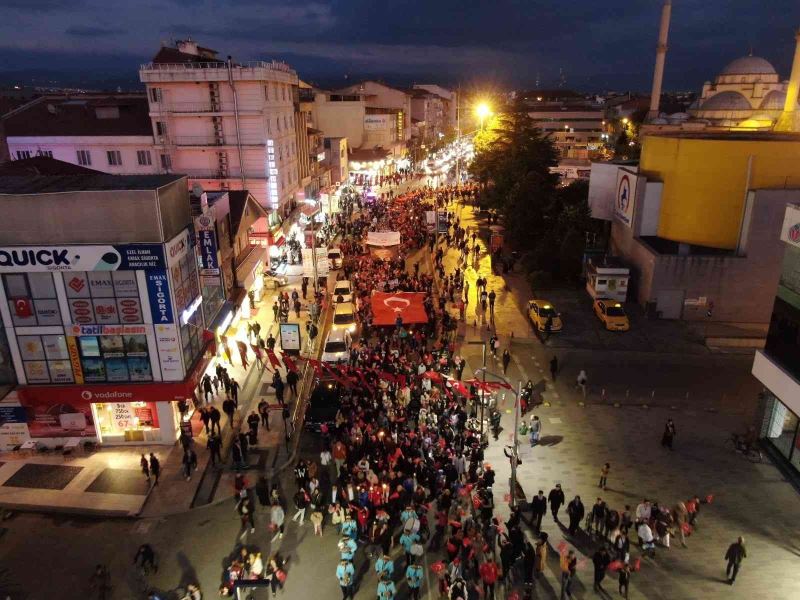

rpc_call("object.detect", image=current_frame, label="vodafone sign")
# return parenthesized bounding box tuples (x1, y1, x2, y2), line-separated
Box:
(18, 381, 194, 405)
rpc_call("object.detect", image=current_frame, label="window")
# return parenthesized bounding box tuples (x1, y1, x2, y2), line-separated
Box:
(156, 121, 168, 136)
(149, 87, 162, 103)
(106, 150, 122, 166)
(160, 153, 172, 170)
(37, 150, 53, 158)
(18, 334, 74, 384)
(276, 116, 281, 132)
(62, 271, 142, 325)
(265, 84, 270, 100)
(3, 273, 62, 327)
(764, 296, 800, 381)
(77, 149, 92, 165)
(282, 85, 286, 101)
(75, 333, 152, 383)
(137, 150, 152, 166)
(283, 115, 288, 130)
(15, 150, 31, 160)
(173, 253, 202, 368)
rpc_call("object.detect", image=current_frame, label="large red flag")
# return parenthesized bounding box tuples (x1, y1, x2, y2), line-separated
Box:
(266, 350, 282, 370)
(282, 353, 298, 374)
(370, 292, 428, 326)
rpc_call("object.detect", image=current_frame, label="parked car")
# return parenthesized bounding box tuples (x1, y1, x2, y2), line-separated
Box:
(304, 379, 341, 432)
(263, 268, 289, 289)
(321, 328, 351, 363)
(593, 298, 630, 331)
(332, 302, 357, 333)
(332, 280, 353, 304)
(327, 247, 343, 270)
(527, 299, 563, 333)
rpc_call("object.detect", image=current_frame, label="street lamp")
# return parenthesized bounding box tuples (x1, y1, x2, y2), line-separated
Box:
(475, 102, 492, 131)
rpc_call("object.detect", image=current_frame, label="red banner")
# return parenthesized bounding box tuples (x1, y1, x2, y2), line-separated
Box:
(370, 292, 428, 326)
(282, 353, 298, 374)
(266, 350, 282, 370)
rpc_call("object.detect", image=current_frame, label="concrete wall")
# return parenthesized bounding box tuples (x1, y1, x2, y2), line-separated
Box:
(0, 178, 189, 244)
(611, 188, 794, 323)
(313, 98, 365, 148)
(588, 162, 636, 221)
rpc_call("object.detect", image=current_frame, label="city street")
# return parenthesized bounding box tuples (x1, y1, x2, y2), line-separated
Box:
(1, 184, 799, 600)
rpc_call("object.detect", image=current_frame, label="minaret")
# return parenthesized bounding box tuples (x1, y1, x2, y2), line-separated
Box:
(648, 0, 672, 120)
(776, 29, 800, 132)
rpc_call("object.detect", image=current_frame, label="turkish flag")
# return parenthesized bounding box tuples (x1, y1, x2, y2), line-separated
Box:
(14, 298, 33, 318)
(370, 292, 428, 326)
(266, 350, 282, 370)
(282, 353, 298, 374)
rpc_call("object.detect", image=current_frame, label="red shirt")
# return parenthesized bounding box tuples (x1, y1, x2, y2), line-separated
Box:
(479, 561, 499, 584)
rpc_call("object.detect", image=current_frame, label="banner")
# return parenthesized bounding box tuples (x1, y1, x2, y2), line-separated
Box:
(366, 232, 401, 247)
(437, 211, 449, 233)
(0, 244, 165, 273)
(425, 211, 436, 233)
(145, 269, 174, 324)
(155, 323, 183, 381)
(198, 230, 220, 275)
(371, 292, 428, 326)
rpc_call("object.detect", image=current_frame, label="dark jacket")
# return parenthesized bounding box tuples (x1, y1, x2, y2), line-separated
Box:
(725, 542, 747, 564)
(567, 499, 585, 521)
(531, 494, 547, 516)
(548, 488, 565, 508)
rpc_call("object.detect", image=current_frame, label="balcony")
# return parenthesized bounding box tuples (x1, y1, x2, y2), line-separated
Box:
(140, 60, 297, 84)
(176, 168, 253, 180)
(171, 135, 266, 147)
(149, 101, 264, 115)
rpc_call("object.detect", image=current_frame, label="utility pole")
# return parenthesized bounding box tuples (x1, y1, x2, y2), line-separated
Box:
(510, 380, 522, 508)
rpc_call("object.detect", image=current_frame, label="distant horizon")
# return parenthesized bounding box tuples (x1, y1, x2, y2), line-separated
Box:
(2, 0, 798, 95)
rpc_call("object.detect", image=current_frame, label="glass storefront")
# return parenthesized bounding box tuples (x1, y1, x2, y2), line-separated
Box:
(91, 401, 161, 443)
(760, 391, 800, 472)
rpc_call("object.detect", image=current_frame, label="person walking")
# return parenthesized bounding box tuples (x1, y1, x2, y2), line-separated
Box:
(270, 501, 286, 541)
(149, 453, 160, 486)
(376, 573, 396, 600)
(405, 562, 423, 600)
(618, 563, 631, 599)
(202, 375, 213, 403)
(287, 369, 299, 397)
(576, 369, 588, 398)
(292, 487, 309, 525)
(550, 356, 559, 381)
(529, 415, 541, 447)
(222, 398, 236, 426)
(661, 418, 677, 450)
(725, 536, 747, 585)
(502, 349, 511, 374)
(531, 490, 547, 532)
(548, 484, 565, 521)
(207, 433, 222, 466)
(592, 547, 610, 592)
(336, 559, 355, 600)
(230, 378, 240, 407)
(567, 495, 584, 536)
(488, 289, 496, 315)
(140, 454, 150, 483)
(559, 549, 577, 600)
(182, 448, 197, 481)
(599, 462, 610, 490)
(258, 400, 270, 431)
(209, 406, 221, 435)
(479, 556, 499, 600)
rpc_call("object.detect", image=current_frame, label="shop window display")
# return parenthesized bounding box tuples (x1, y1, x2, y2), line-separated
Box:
(77, 334, 152, 383)
(93, 401, 160, 442)
(761, 392, 800, 466)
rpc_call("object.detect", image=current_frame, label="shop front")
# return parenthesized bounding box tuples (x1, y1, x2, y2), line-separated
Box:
(759, 390, 800, 473)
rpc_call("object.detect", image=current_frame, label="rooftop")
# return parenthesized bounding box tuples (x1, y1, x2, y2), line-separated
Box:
(0, 174, 185, 195)
(3, 94, 152, 137)
(349, 147, 391, 162)
(0, 156, 99, 177)
(646, 130, 800, 142)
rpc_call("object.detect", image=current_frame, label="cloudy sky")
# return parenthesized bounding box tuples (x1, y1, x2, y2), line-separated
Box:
(2, 0, 799, 91)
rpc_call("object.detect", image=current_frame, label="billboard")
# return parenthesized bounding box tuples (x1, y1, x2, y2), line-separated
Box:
(613, 169, 638, 228)
(364, 115, 391, 131)
(0, 244, 165, 273)
(145, 269, 174, 324)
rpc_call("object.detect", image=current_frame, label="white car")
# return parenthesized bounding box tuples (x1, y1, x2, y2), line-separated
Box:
(321, 329, 351, 363)
(332, 301, 357, 333)
(327, 248, 343, 270)
(332, 280, 353, 304)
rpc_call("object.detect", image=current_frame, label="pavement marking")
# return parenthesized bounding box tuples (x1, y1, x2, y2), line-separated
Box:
(132, 521, 153, 534)
(549, 417, 562, 424)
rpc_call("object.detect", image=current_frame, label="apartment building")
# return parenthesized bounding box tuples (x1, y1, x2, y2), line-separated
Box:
(333, 81, 412, 145)
(523, 91, 605, 159)
(3, 94, 159, 174)
(139, 39, 300, 216)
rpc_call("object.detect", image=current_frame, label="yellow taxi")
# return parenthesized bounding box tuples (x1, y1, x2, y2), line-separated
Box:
(593, 298, 630, 331)
(527, 300, 562, 333)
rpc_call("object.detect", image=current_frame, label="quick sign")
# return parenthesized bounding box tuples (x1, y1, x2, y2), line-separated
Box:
(145, 269, 174, 324)
(165, 229, 190, 267)
(0, 244, 165, 273)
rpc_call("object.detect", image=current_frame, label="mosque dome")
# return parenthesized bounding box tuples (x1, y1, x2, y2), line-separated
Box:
(700, 91, 752, 111)
(759, 89, 800, 110)
(719, 55, 777, 76)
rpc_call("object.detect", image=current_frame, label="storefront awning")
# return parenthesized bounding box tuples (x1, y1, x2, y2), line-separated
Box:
(235, 246, 268, 290)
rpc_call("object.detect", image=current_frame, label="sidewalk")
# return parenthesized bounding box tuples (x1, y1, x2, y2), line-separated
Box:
(443, 203, 800, 600)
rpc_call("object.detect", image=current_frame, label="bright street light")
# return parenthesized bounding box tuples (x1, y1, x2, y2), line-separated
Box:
(475, 102, 492, 130)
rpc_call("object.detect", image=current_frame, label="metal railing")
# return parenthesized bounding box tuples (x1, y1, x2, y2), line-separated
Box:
(171, 135, 266, 147)
(140, 60, 296, 75)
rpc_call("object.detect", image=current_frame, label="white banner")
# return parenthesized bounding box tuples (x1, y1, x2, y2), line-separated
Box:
(367, 231, 401, 247)
(301, 248, 330, 278)
(154, 323, 183, 381)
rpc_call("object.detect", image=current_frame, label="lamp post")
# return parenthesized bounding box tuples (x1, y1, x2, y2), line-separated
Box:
(472, 365, 522, 508)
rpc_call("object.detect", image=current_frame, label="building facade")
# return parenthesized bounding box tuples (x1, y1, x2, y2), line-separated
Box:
(753, 203, 800, 476)
(0, 174, 211, 448)
(3, 94, 159, 175)
(139, 39, 300, 215)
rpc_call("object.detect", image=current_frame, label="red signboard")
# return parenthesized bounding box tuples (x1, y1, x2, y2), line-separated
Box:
(370, 292, 428, 326)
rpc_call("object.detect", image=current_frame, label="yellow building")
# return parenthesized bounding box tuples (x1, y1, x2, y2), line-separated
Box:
(641, 132, 800, 249)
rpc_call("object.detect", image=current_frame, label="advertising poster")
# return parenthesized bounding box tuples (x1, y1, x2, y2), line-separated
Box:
(155, 323, 183, 381)
(145, 269, 174, 324)
(16, 392, 96, 438)
(0, 244, 165, 273)
(301, 249, 315, 279)
(437, 211, 449, 233)
(279, 323, 302, 354)
(0, 404, 30, 450)
(315, 248, 329, 277)
(425, 211, 436, 233)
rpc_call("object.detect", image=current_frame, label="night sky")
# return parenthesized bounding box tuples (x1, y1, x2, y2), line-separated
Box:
(2, 0, 800, 92)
